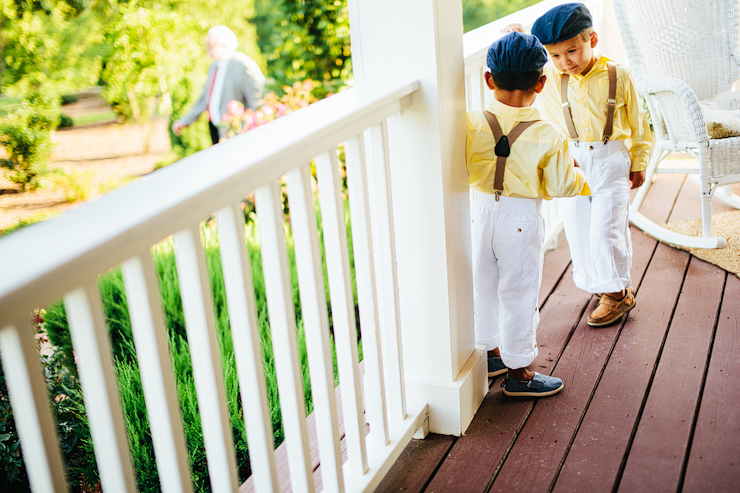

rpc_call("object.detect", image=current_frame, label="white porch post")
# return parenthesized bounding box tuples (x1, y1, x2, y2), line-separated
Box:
(348, 0, 486, 435)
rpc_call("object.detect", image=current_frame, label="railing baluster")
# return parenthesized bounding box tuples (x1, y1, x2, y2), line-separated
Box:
(215, 204, 280, 493)
(65, 281, 138, 492)
(254, 181, 314, 493)
(315, 148, 369, 476)
(0, 322, 68, 492)
(466, 68, 484, 112)
(286, 163, 345, 492)
(364, 121, 407, 422)
(121, 253, 193, 493)
(344, 134, 390, 447)
(173, 226, 239, 493)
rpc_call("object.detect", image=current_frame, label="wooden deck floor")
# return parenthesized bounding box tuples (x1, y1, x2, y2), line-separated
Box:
(377, 175, 740, 493)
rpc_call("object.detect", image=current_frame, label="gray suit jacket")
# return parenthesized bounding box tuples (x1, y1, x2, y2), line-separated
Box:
(178, 52, 265, 137)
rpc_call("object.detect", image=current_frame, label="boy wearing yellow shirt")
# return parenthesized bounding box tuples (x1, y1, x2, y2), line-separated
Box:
(528, 3, 652, 327)
(467, 32, 589, 397)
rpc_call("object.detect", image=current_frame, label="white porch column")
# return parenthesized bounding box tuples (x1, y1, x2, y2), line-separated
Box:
(348, 0, 486, 435)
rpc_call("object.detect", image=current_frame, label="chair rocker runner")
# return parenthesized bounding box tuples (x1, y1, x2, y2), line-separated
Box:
(614, 0, 740, 249)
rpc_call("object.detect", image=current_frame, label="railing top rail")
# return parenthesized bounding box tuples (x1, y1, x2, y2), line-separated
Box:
(0, 79, 419, 325)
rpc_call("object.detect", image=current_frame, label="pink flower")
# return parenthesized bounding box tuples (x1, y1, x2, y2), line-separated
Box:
(275, 103, 290, 118)
(262, 105, 275, 117)
(227, 100, 245, 117)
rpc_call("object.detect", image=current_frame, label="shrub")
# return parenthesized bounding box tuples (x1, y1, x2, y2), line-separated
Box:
(58, 114, 74, 129)
(167, 74, 211, 159)
(60, 94, 79, 106)
(0, 373, 29, 493)
(0, 92, 60, 191)
(48, 170, 94, 203)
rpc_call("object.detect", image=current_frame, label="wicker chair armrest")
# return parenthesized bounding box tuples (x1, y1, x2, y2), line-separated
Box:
(637, 77, 709, 146)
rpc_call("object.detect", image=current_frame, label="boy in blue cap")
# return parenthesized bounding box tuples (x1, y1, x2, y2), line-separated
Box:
(527, 3, 652, 327)
(467, 32, 590, 397)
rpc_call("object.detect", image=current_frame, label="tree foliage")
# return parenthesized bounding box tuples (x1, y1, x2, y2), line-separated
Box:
(253, 0, 351, 96)
(462, 0, 541, 32)
(0, 0, 263, 121)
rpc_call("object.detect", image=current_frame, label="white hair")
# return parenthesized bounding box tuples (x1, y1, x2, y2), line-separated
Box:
(206, 25, 238, 52)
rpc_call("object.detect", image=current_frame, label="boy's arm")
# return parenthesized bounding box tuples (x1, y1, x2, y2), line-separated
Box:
(624, 72, 653, 173)
(542, 138, 590, 197)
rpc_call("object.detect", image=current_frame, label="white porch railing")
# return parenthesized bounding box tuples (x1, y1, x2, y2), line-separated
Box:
(0, 80, 428, 492)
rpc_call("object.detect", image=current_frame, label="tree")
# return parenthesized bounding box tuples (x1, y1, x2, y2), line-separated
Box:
(462, 0, 541, 33)
(0, 0, 105, 95)
(253, 0, 351, 96)
(100, 0, 263, 121)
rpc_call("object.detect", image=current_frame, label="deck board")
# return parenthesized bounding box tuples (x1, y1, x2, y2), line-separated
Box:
(614, 175, 729, 492)
(421, 264, 592, 492)
(682, 274, 740, 493)
(553, 242, 690, 491)
(618, 257, 725, 492)
(488, 176, 682, 491)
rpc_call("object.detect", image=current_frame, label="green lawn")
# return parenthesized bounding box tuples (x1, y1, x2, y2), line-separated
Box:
(70, 109, 119, 127)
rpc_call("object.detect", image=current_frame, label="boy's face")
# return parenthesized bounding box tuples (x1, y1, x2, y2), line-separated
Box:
(545, 31, 598, 76)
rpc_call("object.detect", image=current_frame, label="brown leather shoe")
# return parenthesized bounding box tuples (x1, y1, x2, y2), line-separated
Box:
(588, 287, 636, 327)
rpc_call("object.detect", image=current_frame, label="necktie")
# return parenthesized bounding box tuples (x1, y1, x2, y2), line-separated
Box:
(207, 66, 218, 119)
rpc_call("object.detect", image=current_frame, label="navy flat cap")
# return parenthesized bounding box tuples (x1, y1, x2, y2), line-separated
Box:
(487, 32, 548, 73)
(531, 2, 593, 45)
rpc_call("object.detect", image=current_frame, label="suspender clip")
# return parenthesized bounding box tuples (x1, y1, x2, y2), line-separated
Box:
(561, 101, 571, 108)
(495, 191, 501, 202)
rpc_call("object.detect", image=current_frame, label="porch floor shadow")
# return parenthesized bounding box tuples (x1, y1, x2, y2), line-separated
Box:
(377, 176, 740, 493)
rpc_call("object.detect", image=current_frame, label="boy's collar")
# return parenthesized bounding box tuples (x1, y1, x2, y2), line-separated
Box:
(565, 55, 611, 80)
(486, 98, 540, 120)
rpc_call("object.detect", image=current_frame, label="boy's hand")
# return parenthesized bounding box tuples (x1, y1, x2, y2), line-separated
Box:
(630, 170, 645, 189)
(502, 23, 524, 33)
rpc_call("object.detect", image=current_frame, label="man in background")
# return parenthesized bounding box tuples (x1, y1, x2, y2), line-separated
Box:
(172, 25, 265, 145)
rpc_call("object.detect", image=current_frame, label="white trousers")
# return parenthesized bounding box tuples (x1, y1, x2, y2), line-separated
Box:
(471, 189, 544, 370)
(559, 139, 632, 294)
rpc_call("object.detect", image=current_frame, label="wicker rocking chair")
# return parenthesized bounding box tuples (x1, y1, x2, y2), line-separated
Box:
(614, 0, 740, 248)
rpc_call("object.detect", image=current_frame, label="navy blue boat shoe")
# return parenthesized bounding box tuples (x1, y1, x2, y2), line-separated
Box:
(488, 356, 507, 377)
(502, 372, 563, 397)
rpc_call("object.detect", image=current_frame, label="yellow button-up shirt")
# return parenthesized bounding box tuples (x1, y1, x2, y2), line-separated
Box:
(539, 56, 652, 172)
(467, 99, 590, 198)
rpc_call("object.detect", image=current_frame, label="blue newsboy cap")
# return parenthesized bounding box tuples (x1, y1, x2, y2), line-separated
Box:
(531, 2, 593, 45)
(487, 32, 548, 73)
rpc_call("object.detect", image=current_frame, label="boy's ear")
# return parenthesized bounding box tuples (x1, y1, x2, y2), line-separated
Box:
(534, 74, 547, 94)
(590, 31, 599, 48)
(484, 71, 496, 90)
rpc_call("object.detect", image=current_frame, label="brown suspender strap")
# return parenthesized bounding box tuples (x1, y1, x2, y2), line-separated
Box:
(483, 110, 538, 199)
(559, 61, 618, 143)
(603, 61, 617, 142)
(560, 73, 579, 140)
